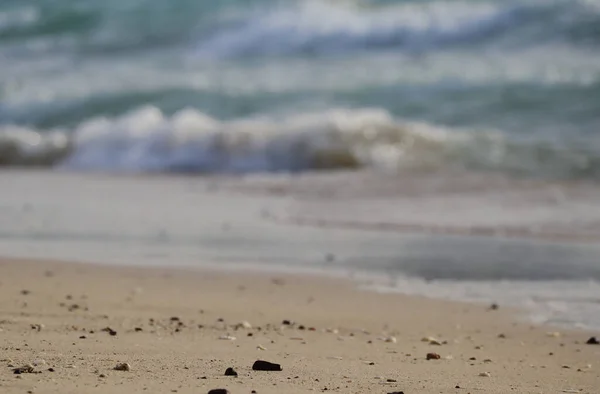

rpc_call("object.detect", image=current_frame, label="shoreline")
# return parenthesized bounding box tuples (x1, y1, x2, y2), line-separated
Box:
(1, 258, 598, 393)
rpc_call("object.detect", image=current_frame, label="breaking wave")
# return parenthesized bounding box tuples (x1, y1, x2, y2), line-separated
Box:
(1, 106, 600, 178)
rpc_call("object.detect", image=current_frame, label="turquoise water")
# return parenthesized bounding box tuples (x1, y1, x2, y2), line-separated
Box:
(1, 0, 600, 177)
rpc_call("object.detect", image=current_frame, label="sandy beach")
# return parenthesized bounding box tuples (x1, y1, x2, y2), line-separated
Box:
(0, 258, 598, 394)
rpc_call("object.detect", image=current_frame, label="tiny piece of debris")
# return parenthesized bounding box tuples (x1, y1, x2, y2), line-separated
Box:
(488, 303, 499, 310)
(384, 336, 397, 343)
(218, 335, 236, 341)
(252, 360, 282, 371)
(13, 365, 34, 374)
(479, 372, 491, 377)
(426, 353, 441, 360)
(207, 390, 229, 394)
(101, 327, 117, 336)
(224, 367, 238, 376)
(386, 378, 397, 382)
(114, 363, 131, 371)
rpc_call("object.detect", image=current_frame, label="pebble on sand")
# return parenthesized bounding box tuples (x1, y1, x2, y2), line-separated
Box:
(585, 336, 599, 345)
(13, 364, 35, 374)
(114, 363, 131, 371)
(252, 360, 282, 371)
(479, 372, 491, 377)
(426, 353, 441, 360)
(207, 390, 229, 394)
(224, 367, 238, 376)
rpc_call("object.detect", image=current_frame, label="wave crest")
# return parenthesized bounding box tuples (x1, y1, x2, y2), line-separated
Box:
(2, 106, 600, 179)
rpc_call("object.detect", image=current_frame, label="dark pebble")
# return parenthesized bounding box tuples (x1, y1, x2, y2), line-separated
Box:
(224, 367, 238, 377)
(48, 368, 55, 372)
(386, 378, 397, 382)
(170, 317, 180, 322)
(79, 335, 87, 339)
(298, 325, 306, 330)
(282, 320, 292, 326)
(135, 327, 143, 332)
(586, 336, 599, 345)
(252, 360, 282, 371)
(207, 390, 229, 394)
(13, 365, 34, 374)
(489, 303, 499, 310)
(426, 353, 441, 360)
(388, 392, 404, 394)
(101, 327, 117, 336)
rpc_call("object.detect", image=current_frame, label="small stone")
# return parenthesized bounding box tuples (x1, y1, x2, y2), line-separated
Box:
(586, 336, 599, 345)
(547, 331, 561, 337)
(388, 392, 404, 394)
(483, 359, 492, 363)
(114, 363, 131, 371)
(101, 327, 117, 336)
(479, 372, 491, 377)
(252, 360, 282, 371)
(257, 345, 267, 350)
(498, 333, 506, 338)
(99, 374, 106, 378)
(135, 327, 143, 332)
(21, 290, 31, 295)
(224, 367, 238, 376)
(48, 368, 55, 372)
(384, 336, 397, 343)
(13, 365, 34, 374)
(207, 390, 229, 394)
(170, 317, 180, 322)
(386, 378, 397, 382)
(426, 353, 441, 360)
(79, 335, 87, 339)
(239, 321, 252, 329)
(282, 320, 293, 326)
(488, 303, 499, 310)
(218, 335, 236, 341)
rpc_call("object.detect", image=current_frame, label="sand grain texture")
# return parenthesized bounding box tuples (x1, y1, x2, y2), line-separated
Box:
(0, 259, 598, 393)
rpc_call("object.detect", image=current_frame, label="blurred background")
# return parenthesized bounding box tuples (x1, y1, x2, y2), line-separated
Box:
(2, 0, 600, 329)
(1, 0, 599, 175)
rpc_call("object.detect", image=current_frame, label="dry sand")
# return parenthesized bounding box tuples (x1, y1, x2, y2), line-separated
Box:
(0, 259, 598, 394)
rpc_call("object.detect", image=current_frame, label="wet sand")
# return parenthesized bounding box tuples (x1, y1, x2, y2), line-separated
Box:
(0, 258, 598, 394)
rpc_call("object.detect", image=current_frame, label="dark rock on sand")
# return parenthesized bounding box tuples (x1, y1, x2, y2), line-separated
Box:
(426, 353, 441, 360)
(101, 327, 117, 336)
(13, 365, 34, 374)
(224, 367, 238, 376)
(252, 360, 282, 371)
(586, 336, 599, 345)
(207, 390, 229, 394)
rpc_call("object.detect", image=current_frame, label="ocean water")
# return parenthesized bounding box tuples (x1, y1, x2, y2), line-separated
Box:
(1, 0, 600, 177)
(2, 1, 600, 330)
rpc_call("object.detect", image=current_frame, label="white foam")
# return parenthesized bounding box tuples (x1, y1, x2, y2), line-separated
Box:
(57, 106, 470, 173)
